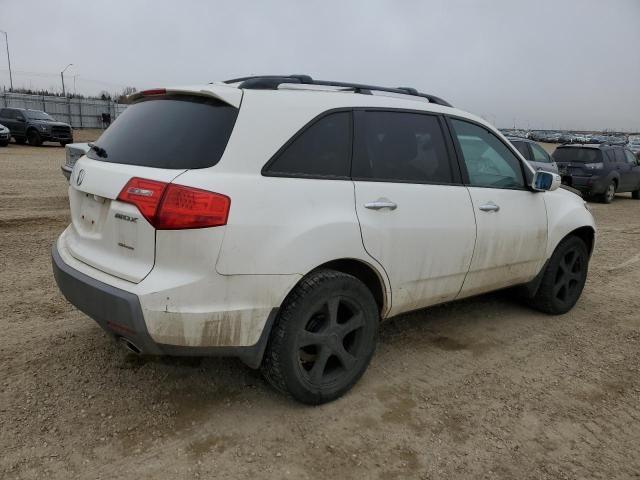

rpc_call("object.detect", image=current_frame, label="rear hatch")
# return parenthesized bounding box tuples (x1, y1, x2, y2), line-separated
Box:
(553, 147, 604, 177)
(65, 89, 240, 283)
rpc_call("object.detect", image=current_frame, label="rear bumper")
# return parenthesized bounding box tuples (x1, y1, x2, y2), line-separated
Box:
(561, 175, 607, 195)
(51, 243, 277, 368)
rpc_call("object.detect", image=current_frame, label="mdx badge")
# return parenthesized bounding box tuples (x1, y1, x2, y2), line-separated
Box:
(115, 213, 138, 223)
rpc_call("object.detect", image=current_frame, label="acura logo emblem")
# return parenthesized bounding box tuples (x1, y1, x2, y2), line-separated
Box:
(76, 169, 85, 186)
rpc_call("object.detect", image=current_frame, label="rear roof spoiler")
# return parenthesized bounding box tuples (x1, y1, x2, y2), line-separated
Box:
(127, 84, 243, 108)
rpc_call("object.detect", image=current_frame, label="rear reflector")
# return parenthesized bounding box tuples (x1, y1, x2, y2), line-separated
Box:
(117, 177, 230, 229)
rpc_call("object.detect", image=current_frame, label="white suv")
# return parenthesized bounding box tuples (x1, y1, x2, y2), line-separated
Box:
(52, 75, 595, 404)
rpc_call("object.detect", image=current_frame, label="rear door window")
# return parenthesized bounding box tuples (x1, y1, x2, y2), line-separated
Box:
(353, 111, 454, 184)
(87, 95, 238, 169)
(614, 148, 627, 164)
(264, 112, 351, 178)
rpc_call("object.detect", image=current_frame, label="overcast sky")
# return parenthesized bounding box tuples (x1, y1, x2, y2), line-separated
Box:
(1, 0, 639, 131)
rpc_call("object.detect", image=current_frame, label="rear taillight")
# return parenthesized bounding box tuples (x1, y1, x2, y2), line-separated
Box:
(155, 184, 230, 229)
(117, 177, 230, 230)
(117, 178, 166, 222)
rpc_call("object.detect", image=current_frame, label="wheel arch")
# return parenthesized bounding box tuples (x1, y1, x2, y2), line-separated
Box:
(567, 225, 596, 257)
(288, 258, 391, 317)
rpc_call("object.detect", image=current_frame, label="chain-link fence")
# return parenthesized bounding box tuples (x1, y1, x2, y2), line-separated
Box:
(0, 92, 127, 128)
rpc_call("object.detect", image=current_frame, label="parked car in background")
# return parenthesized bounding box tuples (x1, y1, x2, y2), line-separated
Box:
(0, 107, 73, 146)
(507, 136, 559, 173)
(62, 143, 90, 180)
(559, 132, 576, 144)
(627, 137, 640, 157)
(52, 76, 596, 404)
(0, 123, 9, 146)
(553, 144, 640, 203)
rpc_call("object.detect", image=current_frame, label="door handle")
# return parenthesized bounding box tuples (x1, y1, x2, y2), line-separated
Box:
(364, 200, 397, 211)
(478, 202, 500, 212)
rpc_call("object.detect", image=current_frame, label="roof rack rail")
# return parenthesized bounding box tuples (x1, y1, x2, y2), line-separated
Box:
(222, 75, 453, 107)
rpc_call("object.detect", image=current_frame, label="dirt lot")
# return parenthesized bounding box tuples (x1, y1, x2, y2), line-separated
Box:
(1, 134, 639, 479)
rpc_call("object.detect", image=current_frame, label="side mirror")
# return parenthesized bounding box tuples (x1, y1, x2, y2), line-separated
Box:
(532, 170, 561, 192)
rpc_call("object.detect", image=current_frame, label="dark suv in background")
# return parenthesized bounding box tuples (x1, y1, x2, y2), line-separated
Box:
(553, 144, 640, 203)
(0, 107, 73, 146)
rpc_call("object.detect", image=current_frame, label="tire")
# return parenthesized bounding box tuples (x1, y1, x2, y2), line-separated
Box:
(632, 189, 640, 200)
(15, 137, 26, 145)
(261, 269, 379, 405)
(0, 140, 8, 147)
(27, 129, 42, 146)
(527, 236, 589, 315)
(600, 181, 616, 204)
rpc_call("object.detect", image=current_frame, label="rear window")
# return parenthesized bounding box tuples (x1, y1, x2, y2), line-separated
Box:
(88, 96, 238, 169)
(553, 147, 602, 163)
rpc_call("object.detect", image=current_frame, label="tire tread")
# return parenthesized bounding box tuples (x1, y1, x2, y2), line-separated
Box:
(261, 269, 373, 402)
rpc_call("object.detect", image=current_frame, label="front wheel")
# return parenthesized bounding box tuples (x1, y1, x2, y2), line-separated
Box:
(261, 270, 379, 405)
(527, 236, 589, 315)
(27, 130, 42, 146)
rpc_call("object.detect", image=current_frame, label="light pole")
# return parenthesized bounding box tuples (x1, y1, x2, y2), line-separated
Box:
(60, 64, 73, 125)
(60, 63, 73, 97)
(0, 30, 13, 91)
(73, 74, 79, 96)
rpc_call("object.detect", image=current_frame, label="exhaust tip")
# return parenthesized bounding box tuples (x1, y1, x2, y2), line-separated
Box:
(118, 337, 142, 355)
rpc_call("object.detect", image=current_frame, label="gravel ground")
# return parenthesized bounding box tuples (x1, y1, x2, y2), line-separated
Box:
(1, 134, 639, 479)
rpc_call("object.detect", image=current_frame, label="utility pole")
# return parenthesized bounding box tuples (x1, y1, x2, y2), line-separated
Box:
(0, 30, 13, 91)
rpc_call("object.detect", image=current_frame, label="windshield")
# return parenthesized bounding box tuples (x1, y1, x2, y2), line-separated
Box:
(87, 95, 238, 169)
(553, 148, 602, 163)
(27, 111, 55, 121)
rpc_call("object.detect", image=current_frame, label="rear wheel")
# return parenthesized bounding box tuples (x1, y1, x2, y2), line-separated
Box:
(527, 236, 589, 315)
(261, 269, 379, 405)
(600, 181, 616, 203)
(27, 129, 42, 146)
(632, 189, 640, 200)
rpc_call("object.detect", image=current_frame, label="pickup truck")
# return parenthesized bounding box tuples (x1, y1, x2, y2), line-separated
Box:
(0, 107, 73, 146)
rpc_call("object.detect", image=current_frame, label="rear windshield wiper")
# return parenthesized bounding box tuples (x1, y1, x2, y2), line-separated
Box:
(88, 142, 108, 158)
